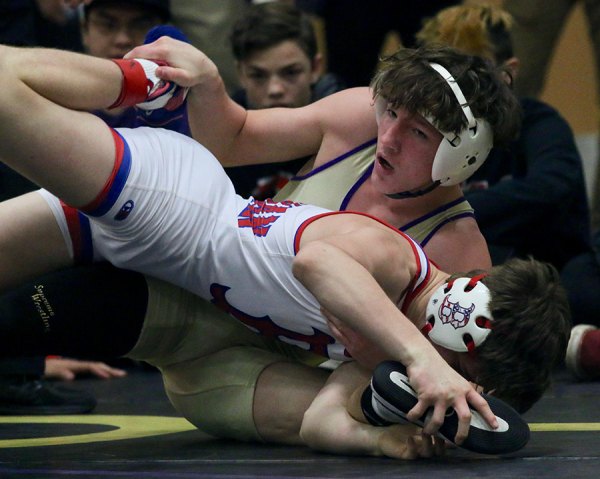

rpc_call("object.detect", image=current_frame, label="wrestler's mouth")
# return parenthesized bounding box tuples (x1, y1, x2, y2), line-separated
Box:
(377, 155, 394, 171)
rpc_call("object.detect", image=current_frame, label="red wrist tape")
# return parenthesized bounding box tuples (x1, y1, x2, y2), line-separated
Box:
(110, 59, 150, 109)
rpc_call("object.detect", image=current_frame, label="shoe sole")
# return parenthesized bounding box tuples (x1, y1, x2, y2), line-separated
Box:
(371, 360, 530, 455)
(566, 324, 597, 379)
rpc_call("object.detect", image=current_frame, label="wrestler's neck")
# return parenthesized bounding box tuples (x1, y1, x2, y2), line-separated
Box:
(348, 179, 464, 226)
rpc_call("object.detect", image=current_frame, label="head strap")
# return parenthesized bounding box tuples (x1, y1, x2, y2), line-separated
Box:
(426, 63, 493, 186)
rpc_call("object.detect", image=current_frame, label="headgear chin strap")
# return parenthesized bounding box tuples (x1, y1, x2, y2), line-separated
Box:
(423, 275, 493, 352)
(427, 63, 493, 186)
(385, 180, 440, 199)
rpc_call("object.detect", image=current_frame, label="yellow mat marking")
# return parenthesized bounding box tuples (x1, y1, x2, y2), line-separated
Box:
(0, 417, 597, 448)
(0, 415, 196, 448)
(529, 423, 600, 432)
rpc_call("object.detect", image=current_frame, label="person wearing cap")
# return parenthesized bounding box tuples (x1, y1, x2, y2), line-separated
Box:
(0, 38, 571, 457)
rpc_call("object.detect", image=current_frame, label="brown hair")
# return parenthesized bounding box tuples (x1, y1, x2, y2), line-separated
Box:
(475, 257, 571, 412)
(370, 45, 521, 147)
(230, 2, 317, 62)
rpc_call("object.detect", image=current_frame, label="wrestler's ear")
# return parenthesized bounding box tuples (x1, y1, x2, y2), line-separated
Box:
(502, 57, 520, 85)
(310, 53, 324, 84)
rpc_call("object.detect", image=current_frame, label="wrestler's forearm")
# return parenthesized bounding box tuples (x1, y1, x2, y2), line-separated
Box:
(124, 37, 327, 167)
(301, 363, 421, 459)
(186, 72, 250, 164)
(300, 363, 383, 456)
(187, 75, 323, 168)
(1, 45, 121, 111)
(293, 240, 438, 369)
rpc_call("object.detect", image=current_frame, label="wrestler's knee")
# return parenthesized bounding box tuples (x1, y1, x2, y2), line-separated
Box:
(0, 191, 71, 291)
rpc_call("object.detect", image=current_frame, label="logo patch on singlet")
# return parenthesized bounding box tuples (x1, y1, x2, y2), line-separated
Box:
(114, 200, 134, 221)
(210, 283, 335, 357)
(237, 199, 301, 237)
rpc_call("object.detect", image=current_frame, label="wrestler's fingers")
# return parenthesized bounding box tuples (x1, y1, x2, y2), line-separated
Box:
(453, 399, 473, 445)
(420, 404, 446, 437)
(467, 389, 498, 429)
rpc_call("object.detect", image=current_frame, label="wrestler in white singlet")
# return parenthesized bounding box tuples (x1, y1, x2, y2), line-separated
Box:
(38, 127, 432, 362)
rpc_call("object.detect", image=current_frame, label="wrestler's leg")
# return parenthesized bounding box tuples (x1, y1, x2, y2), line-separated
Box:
(129, 277, 329, 444)
(0, 45, 116, 208)
(0, 192, 71, 292)
(254, 361, 330, 444)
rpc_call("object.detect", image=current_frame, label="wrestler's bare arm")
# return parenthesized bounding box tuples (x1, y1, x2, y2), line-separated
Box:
(300, 362, 442, 459)
(293, 216, 437, 369)
(124, 37, 377, 168)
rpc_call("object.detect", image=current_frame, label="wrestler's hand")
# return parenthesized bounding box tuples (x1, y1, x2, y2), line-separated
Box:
(405, 354, 497, 445)
(378, 426, 446, 460)
(44, 357, 127, 381)
(124, 36, 218, 90)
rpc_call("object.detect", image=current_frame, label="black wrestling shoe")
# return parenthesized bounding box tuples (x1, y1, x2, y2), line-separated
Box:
(0, 378, 96, 415)
(370, 360, 530, 455)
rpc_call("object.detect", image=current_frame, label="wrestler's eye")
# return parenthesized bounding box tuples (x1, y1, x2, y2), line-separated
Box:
(246, 70, 268, 83)
(412, 128, 427, 139)
(280, 67, 304, 82)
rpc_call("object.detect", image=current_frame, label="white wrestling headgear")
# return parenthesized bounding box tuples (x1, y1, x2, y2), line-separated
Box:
(423, 274, 493, 352)
(427, 63, 493, 186)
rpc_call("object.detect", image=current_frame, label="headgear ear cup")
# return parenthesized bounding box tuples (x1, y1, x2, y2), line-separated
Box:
(428, 63, 494, 186)
(424, 276, 493, 352)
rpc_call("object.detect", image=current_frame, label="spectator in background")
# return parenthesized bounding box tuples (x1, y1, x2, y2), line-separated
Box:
(225, 1, 345, 199)
(80, 0, 173, 128)
(562, 228, 600, 380)
(0, 0, 82, 50)
(502, 0, 600, 230)
(503, 0, 600, 100)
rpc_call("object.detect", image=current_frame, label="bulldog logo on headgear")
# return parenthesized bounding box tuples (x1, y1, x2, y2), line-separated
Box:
(424, 276, 493, 352)
(438, 295, 475, 330)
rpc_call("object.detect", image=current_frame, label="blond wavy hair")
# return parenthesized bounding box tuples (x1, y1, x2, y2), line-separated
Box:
(416, 3, 514, 64)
